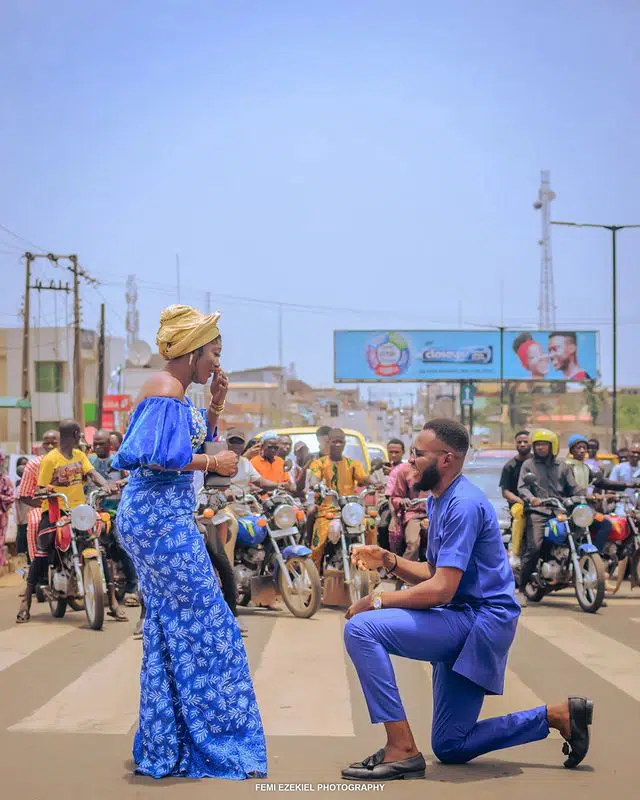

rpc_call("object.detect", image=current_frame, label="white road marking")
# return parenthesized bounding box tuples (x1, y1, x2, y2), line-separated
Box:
(9, 636, 141, 734)
(0, 624, 75, 674)
(520, 615, 640, 703)
(253, 613, 354, 736)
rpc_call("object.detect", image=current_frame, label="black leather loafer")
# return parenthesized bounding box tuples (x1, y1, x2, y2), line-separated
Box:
(562, 696, 594, 769)
(342, 749, 426, 781)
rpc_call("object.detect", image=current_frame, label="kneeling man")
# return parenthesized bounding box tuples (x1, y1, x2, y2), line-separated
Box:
(342, 418, 593, 781)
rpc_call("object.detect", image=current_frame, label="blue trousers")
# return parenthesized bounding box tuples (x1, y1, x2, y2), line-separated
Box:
(344, 607, 549, 764)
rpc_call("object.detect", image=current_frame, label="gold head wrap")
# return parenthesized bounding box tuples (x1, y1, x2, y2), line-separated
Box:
(156, 304, 221, 360)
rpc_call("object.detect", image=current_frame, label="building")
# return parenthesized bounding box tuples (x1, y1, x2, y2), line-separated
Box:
(0, 326, 125, 450)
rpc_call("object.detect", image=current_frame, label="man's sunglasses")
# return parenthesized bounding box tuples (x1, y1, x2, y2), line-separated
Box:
(411, 447, 452, 459)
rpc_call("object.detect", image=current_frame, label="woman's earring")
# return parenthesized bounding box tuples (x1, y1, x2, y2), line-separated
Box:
(189, 354, 195, 367)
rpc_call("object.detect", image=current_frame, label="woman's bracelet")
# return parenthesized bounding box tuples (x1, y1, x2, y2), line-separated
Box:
(203, 455, 210, 473)
(211, 455, 219, 472)
(210, 400, 225, 414)
(385, 553, 398, 575)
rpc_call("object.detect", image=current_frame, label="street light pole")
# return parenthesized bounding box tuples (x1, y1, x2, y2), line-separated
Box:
(551, 221, 640, 452)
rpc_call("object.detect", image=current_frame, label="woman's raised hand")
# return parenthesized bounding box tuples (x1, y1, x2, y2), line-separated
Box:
(211, 450, 238, 476)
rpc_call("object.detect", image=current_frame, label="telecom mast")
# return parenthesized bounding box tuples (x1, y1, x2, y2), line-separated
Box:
(533, 170, 557, 329)
(125, 274, 139, 349)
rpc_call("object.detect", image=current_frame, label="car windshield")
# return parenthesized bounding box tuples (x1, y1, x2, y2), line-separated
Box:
(287, 432, 367, 470)
(368, 446, 386, 463)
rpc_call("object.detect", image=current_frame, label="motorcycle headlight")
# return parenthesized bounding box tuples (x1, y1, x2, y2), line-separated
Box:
(571, 504, 594, 529)
(273, 504, 297, 529)
(71, 504, 98, 531)
(342, 502, 364, 527)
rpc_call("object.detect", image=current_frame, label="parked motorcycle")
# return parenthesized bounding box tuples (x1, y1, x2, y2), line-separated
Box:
(37, 491, 108, 630)
(521, 475, 605, 613)
(315, 484, 380, 607)
(597, 492, 640, 593)
(231, 488, 321, 618)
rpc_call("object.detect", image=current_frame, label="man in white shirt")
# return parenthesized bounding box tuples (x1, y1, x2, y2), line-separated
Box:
(610, 444, 640, 497)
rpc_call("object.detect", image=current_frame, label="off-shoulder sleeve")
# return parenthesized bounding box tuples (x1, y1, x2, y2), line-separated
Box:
(112, 397, 194, 471)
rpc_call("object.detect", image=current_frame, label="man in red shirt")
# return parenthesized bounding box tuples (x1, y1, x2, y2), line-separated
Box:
(386, 456, 428, 561)
(18, 430, 60, 562)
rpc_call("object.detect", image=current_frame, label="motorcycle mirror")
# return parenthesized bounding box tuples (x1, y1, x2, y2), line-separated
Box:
(523, 473, 537, 488)
(370, 458, 384, 472)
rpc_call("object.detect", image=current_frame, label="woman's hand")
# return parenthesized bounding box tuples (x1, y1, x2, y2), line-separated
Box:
(350, 544, 387, 571)
(210, 450, 238, 476)
(209, 369, 229, 407)
(345, 594, 374, 620)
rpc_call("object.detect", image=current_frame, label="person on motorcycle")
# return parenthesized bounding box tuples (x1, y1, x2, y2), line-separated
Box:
(250, 432, 296, 492)
(89, 429, 139, 607)
(499, 431, 531, 565)
(16, 419, 122, 623)
(307, 428, 375, 570)
(385, 452, 429, 562)
(516, 429, 583, 607)
(565, 433, 635, 551)
(609, 443, 640, 496)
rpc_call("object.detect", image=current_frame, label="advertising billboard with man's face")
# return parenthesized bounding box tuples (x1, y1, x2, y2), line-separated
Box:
(334, 330, 598, 382)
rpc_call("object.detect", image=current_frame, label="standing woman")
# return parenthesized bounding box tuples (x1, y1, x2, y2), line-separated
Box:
(112, 305, 267, 780)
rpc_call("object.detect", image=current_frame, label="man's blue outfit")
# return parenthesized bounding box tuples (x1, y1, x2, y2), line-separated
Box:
(344, 475, 549, 764)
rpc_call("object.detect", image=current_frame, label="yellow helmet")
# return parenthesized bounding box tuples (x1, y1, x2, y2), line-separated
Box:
(531, 428, 559, 457)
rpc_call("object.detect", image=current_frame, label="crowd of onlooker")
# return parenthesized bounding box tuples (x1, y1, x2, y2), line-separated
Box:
(0, 428, 124, 568)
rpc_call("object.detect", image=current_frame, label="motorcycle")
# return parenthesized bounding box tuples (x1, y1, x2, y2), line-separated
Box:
(597, 491, 640, 593)
(195, 482, 239, 613)
(37, 491, 109, 630)
(91, 483, 138, 606)
(521, 474, 606, 613)
(229, 488, 321, 618)
(314, 483, 380, 607)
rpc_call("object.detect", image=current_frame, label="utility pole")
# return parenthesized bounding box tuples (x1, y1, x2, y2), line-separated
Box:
(20, 253, 76, 451)
(20, 254, 34, 453)
(97, 303, 106, 428)
(70, 255, 82, 426)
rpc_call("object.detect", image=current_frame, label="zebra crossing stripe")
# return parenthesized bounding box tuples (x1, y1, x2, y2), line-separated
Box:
(519, 615, 640, 703)
(9, 636, 141, 734)
(0, 623, 74, 674)
(252, 613, 355, 737)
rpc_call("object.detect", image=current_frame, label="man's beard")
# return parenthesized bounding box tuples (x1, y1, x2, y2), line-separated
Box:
(415, 463, 441, 492)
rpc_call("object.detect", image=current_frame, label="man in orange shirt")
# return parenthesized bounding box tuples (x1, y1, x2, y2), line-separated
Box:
(250, 433, 295, 492)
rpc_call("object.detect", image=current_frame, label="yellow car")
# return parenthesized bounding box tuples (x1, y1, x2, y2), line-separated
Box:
(366, 442, 389, 468)
(254, 426, 372, 472)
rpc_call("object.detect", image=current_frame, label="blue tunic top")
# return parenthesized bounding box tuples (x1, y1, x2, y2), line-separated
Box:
(112, 396, 216, 473)
(426, 474, 520, 695)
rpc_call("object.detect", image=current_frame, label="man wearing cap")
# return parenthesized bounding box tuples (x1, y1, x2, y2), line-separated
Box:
(250, 432, 296, 492)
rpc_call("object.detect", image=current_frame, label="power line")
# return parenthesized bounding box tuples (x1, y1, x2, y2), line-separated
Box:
(0, 222, 45, 251)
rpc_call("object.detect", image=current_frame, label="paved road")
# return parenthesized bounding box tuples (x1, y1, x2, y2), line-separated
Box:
(1, 581, 639, 800)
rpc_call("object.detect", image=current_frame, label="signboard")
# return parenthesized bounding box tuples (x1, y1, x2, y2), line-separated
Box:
(334, 330, 599, 383)
(103, 394, 133, 412)
(461, 383, 475, 406)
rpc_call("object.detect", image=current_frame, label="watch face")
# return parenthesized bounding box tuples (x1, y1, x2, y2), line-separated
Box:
(373, 596, 382, 610)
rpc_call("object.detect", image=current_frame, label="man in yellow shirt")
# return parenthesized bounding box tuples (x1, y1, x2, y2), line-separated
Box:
(17, 420, 115, 623)
(250, 432, 295, 492)
(307, 428, 374, 570)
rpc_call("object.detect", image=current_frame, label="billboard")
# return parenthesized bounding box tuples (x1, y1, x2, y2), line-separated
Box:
(334, 330, 598, 383)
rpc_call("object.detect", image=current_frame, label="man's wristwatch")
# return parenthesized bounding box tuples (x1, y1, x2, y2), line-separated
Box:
(372, 592, 383, 610)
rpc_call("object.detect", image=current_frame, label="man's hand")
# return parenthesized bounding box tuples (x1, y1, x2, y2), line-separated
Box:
(105, 482, 121, 495)
(350, 544, 387, 571)
(345, 593, 374, 620)
(209, 369, 229, 407)
(211, 450, 238, 476)
(244, 443, 261, 460)
(530, 497, 543, 507)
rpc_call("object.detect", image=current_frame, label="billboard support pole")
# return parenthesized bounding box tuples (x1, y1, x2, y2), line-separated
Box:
(499, 327, 505, 447)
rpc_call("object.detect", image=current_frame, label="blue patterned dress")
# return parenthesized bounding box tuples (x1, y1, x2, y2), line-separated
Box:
(112, 396, 267, 780)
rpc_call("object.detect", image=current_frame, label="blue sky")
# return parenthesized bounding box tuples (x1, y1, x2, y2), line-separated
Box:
(1, 0, 639, 389)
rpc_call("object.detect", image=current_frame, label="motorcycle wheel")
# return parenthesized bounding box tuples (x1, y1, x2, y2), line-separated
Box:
(68, 598, 85, 612)
(349, 570, 372, 606)
(36, 584, 46, 604)
(575, 553, 606, 613)
(49, 597, 67, 618)
(277, 557, 321, 618)
(631, 551, 640, 588)
(524, 581, 545, 602)
(84, 560, 105, 631)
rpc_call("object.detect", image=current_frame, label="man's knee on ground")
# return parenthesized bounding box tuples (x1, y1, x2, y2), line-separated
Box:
(431, 734, 473, 765)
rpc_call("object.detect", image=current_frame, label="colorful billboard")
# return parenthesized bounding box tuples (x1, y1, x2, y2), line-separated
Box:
(334, 330, 598, 383)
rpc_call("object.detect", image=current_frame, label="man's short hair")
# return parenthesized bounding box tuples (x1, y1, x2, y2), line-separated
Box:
(588, 438, 599, 448)
(110, 430, 124, 444)
(515, 430, 530, 439)
(329, 428, 345, 439)
(59, 419, 80, 439)
(423, 418, 469, 455)
(387, 438, 405, 451)
(549, 331, 577, 344)
(316, 425, 332, 437)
